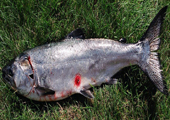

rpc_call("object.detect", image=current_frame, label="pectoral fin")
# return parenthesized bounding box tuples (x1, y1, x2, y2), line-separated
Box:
(80, 90, 94, 99)
(35, 86, 55, 96)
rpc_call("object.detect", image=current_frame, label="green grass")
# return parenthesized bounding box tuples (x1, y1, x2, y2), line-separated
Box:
(0, 0, 170, 119)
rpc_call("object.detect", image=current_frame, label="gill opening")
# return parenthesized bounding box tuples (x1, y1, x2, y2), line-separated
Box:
(29, 74, 34, 79)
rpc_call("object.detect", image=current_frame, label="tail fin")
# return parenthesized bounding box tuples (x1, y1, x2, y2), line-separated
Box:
(138, 6, 168, 95)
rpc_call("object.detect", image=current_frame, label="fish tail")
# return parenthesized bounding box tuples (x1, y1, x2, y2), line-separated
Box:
(138, 6, 168, 95)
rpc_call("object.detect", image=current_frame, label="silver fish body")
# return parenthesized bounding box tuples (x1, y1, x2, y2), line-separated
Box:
(2, 6, 169, 101)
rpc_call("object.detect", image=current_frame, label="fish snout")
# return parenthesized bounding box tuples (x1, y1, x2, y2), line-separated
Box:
(2, 59, 15, 78)
(2, 64, 16, 87)
(2, 66, 14, 77)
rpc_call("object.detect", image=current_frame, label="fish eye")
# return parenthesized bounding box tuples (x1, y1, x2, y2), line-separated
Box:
(18, 53, 35, 79)
(19, 56, 34, 77)
(19, 53, 30, 66)
(19, 53, 29, 61)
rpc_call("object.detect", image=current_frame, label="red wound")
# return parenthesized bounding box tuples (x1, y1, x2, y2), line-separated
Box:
(28, 56, 34, 73)
(74, 73, 81, 87)
(54, 93, 57, 100)
(61, 92, 64, 97)
(66, 90, 72, 95)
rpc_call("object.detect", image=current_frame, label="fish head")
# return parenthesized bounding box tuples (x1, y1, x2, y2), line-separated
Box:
(2, 53, 34, 96)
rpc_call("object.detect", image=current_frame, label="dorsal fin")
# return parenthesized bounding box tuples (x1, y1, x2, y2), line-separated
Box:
(65, 28, 85, 39)
(119, 38, 127, 43)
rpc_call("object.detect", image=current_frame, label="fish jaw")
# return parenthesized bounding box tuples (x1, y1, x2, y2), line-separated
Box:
(2, 54, 37, 96)
(2, 64, 16, 90)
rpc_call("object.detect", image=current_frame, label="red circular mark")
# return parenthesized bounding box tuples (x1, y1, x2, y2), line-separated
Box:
(74, 73, 81, 87)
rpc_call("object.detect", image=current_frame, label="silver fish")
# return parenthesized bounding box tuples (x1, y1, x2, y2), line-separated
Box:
(2, 6, 168, 101)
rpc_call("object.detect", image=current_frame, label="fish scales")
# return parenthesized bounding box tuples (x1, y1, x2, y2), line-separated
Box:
(2, 6, 169, 101)
(24, 39, 138, 100)
(30, 39, 137, 84)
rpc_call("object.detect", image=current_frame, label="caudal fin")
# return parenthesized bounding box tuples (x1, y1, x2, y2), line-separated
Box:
(138, 6, 168, 95)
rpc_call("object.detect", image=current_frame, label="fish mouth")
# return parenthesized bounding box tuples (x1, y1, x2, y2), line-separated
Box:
(2, 65, 16, 89)
(2, 71, 12, 83)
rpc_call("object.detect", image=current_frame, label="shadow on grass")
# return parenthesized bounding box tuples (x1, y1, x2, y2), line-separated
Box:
(10, 90, 89, 112)
(113, 66, 158, 119)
